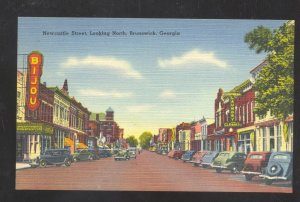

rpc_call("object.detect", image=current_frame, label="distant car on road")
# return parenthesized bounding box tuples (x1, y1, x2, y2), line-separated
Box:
(114, 149, 130, 161)
(156, 148, 168, 155)
(29, 149, 72, 168)
(190, 150, 208, 166)
(88, 148, 100, 160)
(259, 152, 293, 185)
(200, 151, 219, 168)
(241, 151, 271, 181)
(98, 149, 112, 158)
(128, 147, 137, 159)
(181, 150, 196, 162)
(72, 149, 94, 162)
(168, 150, 185, 160)
(212, 151, 247, 173)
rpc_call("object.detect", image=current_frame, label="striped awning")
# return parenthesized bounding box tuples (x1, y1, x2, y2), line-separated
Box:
(64, 137, 74, 147)
(77, 143, 88, 149)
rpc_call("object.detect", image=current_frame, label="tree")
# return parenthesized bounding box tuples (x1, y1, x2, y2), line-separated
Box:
(139, 131, 153, 149)
(244, 21, 294, 121)
(126, 136, 138, 147)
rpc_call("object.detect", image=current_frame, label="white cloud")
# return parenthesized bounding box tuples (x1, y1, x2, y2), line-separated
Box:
(78, 89, 132, 98)
(158, 49, 228, 69)
(126, 105, 154, 113)
(159, 90, 177, 99)
(61, 56, 143, 79)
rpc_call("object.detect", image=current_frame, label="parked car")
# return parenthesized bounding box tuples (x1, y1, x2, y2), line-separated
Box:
(181, 150, 196, 162)
(149, 146, 157, 152)
(114, 149, 130, 161)
(128, 147, 137, 159)
(157, 148, 168, 155)
(99, 149, 112, 158)
(29, 149, 72, 168)
(88, 148, 100, 160)
(241, 151, 272, 181)
(168, 150, 185, 160)
(190, 151, 208, 166)
(212, 151, 247, 173)
(72, 149, 94, 162)
(259, 152, 293, 185)
(200, 151, 219, 168)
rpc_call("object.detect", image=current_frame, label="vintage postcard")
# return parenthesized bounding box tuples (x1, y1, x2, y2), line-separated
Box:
(16, 17, 294, 192)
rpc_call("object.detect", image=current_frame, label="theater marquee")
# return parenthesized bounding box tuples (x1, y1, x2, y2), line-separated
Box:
(27, 51, 43, 111)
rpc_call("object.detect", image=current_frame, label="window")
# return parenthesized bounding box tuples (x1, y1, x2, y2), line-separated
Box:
(250, 154, 263, 159)
(277, 125, 281, 151)
(273, 154, 288, 160)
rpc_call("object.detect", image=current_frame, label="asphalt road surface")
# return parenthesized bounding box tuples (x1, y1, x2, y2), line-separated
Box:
(16, 150, 292, 192)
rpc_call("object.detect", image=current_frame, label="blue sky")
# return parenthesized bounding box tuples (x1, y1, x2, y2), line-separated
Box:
(18, 17, 286, 137)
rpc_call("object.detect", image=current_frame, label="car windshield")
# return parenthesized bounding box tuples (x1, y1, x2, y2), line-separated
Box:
(219, 153, 229, 158)
(273, 154, 289, 160)
(250, 154, 263, 159)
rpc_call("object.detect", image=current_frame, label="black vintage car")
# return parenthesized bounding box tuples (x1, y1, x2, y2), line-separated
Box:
(99, 149, 112, 158)
(29, 149, 72, 168)
(259, 152, 293, 185)
(88, 148, 100, 160)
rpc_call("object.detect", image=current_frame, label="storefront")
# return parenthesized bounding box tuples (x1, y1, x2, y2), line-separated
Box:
(237, 127, 255, 154)
(16, 122, 53, 161)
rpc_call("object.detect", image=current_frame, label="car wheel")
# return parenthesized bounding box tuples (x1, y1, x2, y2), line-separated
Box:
(216, 168, 222, 173)
(56, 164, 62, 167)
(245, 174, 253, 181)
(231, 165, 239, 174)
(65, 159, 71, 167)
(267, 163, 282, 176)
(202, 165, 208, 169)
(265, 179, 273, 185)
(39, 160, 47, 168)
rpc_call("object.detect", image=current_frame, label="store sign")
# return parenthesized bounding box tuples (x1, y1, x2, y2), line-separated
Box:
(224, 92, 242, 128)
(27, 52, 43, 111)
(17, 122, 53, 135)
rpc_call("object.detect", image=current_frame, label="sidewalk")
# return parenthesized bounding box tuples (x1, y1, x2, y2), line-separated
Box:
(16, 162, 31, 170)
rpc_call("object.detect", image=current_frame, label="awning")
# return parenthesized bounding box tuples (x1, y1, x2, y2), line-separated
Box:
(77, 143, 88, 149)
(64, 137, 74, 147)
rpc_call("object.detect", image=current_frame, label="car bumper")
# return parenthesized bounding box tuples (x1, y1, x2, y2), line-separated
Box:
(241, 171, 261, 175)
(201, 163, 213, 167)
(259, 175, 288, 180)
(29, 162, 39, 166)
(211, 165, 227, 169)
(114, 157, 128, 159)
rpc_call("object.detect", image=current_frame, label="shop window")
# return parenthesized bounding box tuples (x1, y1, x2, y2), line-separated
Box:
(270, 127, 275, 151)
(277, 125, 282, 151)
(262, 128, 267, 151)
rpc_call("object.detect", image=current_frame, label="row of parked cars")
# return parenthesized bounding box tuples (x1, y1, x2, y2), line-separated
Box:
(29, 148, 112, 168)
(165, 149, 292, 185)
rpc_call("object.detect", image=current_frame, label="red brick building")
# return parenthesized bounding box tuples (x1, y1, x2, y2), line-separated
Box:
(213, 79, 255, 152)
(99, 107, 124, 146)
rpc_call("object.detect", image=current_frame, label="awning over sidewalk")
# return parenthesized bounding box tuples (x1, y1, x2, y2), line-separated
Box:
(77, 143, 88, 149)
(64, 137, 74, 147)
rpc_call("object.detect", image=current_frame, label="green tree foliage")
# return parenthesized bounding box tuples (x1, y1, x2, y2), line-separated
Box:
(244, 21, 294, 121)
(139, 131, 153, 149)
(126, 135, 138, 147)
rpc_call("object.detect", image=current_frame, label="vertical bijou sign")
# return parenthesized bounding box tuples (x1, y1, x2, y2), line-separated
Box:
(224, 92, 242, 128)
(27, 51, 43, 111)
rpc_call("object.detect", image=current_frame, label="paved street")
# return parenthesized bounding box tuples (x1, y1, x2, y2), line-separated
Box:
(16, 150, 292, 192)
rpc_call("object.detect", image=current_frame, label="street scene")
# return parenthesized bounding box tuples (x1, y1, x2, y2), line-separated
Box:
(16, 150, 291, 192)
(16, 18, 294, 192)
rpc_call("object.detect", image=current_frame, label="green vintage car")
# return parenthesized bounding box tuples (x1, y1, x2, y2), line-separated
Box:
(114, 149, 130, 161)
(72, 149, 94, 162)
(212, 151, 247, 173)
